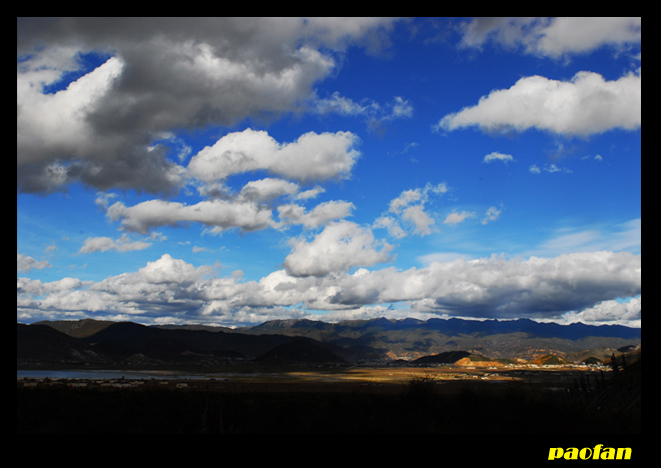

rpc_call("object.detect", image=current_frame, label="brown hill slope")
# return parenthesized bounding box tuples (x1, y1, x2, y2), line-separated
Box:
(454, 356, 505, 367)
(531, 354, 567, 365)
(411, 351, 470, 365)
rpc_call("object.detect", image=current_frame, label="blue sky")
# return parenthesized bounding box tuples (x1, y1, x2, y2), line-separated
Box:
(17, 18, 641, 327)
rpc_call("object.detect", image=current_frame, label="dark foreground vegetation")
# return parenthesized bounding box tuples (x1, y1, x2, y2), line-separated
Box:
(17, 376, 640, 434)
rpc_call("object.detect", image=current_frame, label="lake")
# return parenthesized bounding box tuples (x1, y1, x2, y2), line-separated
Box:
(16, 369, 260, 381)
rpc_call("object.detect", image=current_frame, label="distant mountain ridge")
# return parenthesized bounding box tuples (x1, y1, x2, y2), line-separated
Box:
(18, 316, 641, 366)
(245, 316, 640, 340)
(240, 316, 640, 360)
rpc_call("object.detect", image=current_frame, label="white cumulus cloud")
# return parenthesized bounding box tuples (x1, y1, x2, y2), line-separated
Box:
(444, 211, 477, 225)
(188, 129, 360, 183)
(559, 297, 641, 327)
(436, 70, 641, 137)
(17, 250, 641, 326)
(17, 17, 398, 194)
(376, 183, 449, 237)
(284, 221, 394, 277)
(79, 234, 152, 253)
(277, 200, 355, 229)
(483, 152, 514, 164)
(459, 17, 641, 59)
(107, 198, 275, 235)
(17, 254, 52, 273)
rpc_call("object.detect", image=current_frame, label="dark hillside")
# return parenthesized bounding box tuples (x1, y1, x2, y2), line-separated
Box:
(253, 338, 349, 366)
(17, 324, 106, 363)
(412, 351, 471, 365)
(33, 318, 114, 338)
(85, 322, 325, 360)
(19, 316, 641, 365)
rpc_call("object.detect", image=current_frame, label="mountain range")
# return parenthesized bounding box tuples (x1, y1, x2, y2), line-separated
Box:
(238, 317, 641, 361)
(17, 317, 641, 367)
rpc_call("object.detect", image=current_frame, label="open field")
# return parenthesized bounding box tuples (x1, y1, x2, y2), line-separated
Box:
(17, 364, 640, 434)
(17, 363, 603, 393)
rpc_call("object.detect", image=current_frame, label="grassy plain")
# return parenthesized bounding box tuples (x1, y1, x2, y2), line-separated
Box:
(18, 364, 640, 434)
